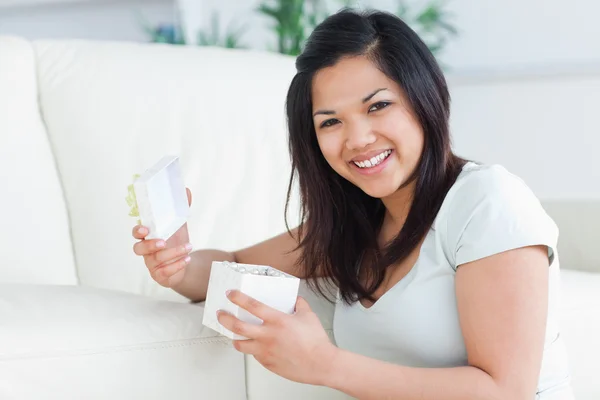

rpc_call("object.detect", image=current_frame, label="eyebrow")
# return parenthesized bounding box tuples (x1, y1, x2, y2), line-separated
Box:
(312, 88, 388, 117)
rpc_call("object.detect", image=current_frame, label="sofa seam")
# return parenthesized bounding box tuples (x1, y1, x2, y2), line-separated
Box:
(31, 39, 82, 285)
(0, 335, 232, 362)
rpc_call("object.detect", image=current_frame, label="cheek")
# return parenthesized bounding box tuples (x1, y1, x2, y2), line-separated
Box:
(405, 126, 425, 158)
(377, 113, 423, 157)
(316, 133, 345, 166)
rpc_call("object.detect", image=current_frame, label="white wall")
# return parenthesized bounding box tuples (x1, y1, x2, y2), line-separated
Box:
(178, 0, 600, 75)
(449, 73, 600, 200)
(437, 0, 600, 74)
(3, 0, 597, 73)
(0, 0, 175, 42)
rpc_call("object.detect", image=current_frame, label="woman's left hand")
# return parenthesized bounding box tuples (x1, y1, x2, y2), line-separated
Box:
(217, 290, 337, 386)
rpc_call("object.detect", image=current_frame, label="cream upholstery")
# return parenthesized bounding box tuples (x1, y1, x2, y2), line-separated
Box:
(0, 37, 77, 285)
(0, 284, 245, 399)
(0, 36, 597, 399)
(543, 201, 600, 274)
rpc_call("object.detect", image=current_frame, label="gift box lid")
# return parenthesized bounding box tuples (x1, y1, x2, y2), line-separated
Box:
(133, 155, 189, 240)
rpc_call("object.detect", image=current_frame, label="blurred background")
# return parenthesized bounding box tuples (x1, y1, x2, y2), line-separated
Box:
(1, 0, 598, 76)
(1, 0, 598, 201)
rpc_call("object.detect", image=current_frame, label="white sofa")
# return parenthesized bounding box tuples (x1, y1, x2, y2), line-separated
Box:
(0, 36, 598, 400)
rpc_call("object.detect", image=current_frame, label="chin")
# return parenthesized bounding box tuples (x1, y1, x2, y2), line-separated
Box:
(356, 183, 399, 199)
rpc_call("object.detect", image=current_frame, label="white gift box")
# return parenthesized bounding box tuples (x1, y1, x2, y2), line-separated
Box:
(133, 156, 189, 240)
(202, 261, 300, 340)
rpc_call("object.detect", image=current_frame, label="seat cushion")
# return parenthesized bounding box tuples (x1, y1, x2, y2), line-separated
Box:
(559, 269, 600, 400)
(0, 284, 245, 399)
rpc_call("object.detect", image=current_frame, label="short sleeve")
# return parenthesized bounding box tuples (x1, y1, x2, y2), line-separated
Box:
(445, 165, 558, 269)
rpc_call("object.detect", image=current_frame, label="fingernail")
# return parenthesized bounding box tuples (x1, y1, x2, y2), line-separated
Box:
(184, 243, 193, 251)
(225, 290, 232, 297)
(137, 226, 146, 234)
(184, 256, 191, 263)
(156, 241, 166, 248)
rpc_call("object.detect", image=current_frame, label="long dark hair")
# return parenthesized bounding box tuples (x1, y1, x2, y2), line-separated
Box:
(285, 8, 465, 304)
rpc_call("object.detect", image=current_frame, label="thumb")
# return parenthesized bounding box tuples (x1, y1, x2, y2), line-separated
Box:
(294, 296, 312, 314)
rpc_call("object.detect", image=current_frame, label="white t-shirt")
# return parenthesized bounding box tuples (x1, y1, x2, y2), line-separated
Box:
(333, 162, 573, 399)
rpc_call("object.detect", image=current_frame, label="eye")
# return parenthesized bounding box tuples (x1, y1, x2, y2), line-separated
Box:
(320, 118, 340, 128)
(368, 101, 391, 112)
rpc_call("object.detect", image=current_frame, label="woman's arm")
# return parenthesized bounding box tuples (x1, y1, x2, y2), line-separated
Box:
(323, 245, 549, 400)
(173, 227, 307, 302)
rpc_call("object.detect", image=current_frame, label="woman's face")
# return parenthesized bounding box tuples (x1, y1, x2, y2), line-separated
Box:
(311, 56, 424, 200)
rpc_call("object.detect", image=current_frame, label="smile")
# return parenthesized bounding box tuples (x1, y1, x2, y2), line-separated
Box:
(352, 150, 392, 169)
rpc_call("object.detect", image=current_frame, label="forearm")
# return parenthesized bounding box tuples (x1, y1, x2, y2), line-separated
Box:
(172, 249, 235, 302)
(172, 228, 303, 302)
(325, 348, 515, 400)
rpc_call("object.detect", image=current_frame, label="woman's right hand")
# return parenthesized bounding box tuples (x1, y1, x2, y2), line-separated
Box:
(132, 188, 193, 288)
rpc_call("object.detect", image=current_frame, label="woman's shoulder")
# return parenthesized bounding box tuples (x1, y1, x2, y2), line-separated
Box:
(451, 161, 533, 199)
(440, 161, 544, 214)
(435, 161, 558, 267)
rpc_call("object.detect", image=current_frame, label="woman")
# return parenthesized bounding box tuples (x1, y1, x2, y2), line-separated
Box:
(132, 9, 573, 400)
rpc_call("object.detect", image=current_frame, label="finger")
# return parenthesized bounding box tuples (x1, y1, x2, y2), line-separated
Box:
(186, 187, 192, 206)
(155, 254, 191, 279)
(217, 310, 264, 340)
(226, 290, 281, 322)
(151, 243, 193, 266)
(294, 296, 312, 314)
(232, 339, 261, 355)
(132, 225, 149, 239)
(133, 238, 165, 256)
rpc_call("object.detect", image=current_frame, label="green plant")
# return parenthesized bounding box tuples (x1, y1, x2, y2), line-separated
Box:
(137, 12, 186, 45)
(397, 0, 458, 55)
(256, 0, 328, 56)
(256, 0, 457, 57)
(197, 11, 247, 49)
(138, 11, 245, 48)
(141, 1, 457, 58)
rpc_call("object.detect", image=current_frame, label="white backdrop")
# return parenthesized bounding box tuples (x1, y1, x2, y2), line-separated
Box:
(0, 0, 175, 42)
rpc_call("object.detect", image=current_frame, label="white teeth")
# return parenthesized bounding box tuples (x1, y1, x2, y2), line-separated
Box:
(353, 150, 391, 169)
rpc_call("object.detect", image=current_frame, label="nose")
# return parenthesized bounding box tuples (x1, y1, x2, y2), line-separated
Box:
(345, 119, 376, 151)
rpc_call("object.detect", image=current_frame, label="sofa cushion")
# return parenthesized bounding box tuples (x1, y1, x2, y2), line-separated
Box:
(0, 36, 77, 285)
(0, 284, 245, 400)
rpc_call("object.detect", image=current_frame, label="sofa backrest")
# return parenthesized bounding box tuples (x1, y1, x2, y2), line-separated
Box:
(0, 37, 78, 285)
(27, 39, 300, 300)
(542, 200, 600, 274)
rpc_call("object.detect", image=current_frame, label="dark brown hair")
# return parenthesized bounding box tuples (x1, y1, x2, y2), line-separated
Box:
(285, 9, 465, 304)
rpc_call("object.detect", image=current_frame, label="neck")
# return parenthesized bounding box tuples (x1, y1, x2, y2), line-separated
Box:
(381, 180, 416, 231)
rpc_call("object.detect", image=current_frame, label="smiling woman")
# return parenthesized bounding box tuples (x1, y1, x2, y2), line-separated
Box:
(286, 11, 465, 305)
(131, 7, 574, 400)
